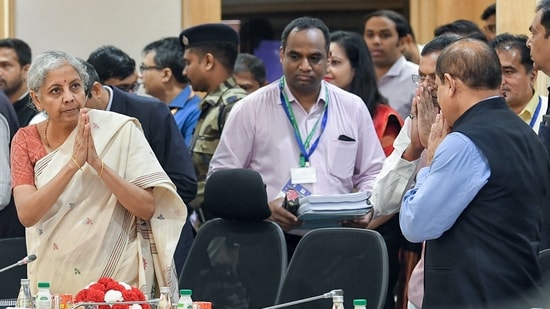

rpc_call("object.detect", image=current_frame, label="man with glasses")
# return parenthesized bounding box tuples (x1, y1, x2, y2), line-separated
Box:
(87, 45, 141, 94)
(400, 37, 548, 309)
(0, 38, 36, 126)
(371, 33, 461, 309)
(141, 37, 201, 147)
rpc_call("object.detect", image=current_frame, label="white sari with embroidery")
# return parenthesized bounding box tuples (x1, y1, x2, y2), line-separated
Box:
(27, 109, 186, 298)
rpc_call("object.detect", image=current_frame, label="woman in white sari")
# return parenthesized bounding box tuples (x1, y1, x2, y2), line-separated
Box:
(10, 50, 186, 298)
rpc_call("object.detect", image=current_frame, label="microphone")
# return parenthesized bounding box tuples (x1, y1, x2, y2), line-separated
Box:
(262, 289, 343, 309)
(0, 254, 37, 274)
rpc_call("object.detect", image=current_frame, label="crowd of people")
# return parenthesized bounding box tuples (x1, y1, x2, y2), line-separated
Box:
(1, 1, 549, 308)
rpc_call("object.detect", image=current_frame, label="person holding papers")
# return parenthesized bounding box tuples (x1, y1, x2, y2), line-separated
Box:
(209, 17, 385, 255)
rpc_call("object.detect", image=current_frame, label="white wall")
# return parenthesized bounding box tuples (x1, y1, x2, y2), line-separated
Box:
(14, 0, 182, 66)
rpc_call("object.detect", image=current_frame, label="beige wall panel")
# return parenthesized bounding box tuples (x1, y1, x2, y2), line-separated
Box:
(497, 0, 547, 96)
(0, 0, 14, 38)
(14, 0, 182, 75)
(497, 0, 536, 35)
(181, 0, 221, 28)
(410, 0, 493, 45)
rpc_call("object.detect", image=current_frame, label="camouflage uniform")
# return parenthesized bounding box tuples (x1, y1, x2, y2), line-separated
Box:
(189, 77, 247, 218)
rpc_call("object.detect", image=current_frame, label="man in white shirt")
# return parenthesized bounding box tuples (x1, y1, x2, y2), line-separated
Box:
(363, 10, 419, 119)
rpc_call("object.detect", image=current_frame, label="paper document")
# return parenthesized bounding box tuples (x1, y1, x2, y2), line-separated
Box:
(293, 191, 373, 230)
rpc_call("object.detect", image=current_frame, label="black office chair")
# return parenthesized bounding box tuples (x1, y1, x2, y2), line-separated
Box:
(275, 228, 389, 309)
(539, 248, 550, 307)
(0, 237, 28, 300)
(179, 168, 287, 309)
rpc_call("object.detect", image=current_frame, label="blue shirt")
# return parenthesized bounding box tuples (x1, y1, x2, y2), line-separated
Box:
(399, 132, 491, 243)
(169, 85, 201, 147)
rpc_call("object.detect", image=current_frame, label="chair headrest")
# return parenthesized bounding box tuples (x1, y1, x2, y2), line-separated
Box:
(204, 168, 271, 221)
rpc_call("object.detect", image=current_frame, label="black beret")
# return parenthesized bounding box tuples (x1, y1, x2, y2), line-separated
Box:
(179, 23, 239, 49)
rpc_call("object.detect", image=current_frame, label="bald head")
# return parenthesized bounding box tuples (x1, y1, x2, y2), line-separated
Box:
(436, 38, 502, 91)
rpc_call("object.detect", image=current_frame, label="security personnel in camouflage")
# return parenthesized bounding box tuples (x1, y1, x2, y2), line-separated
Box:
(180, 23, 247, 222)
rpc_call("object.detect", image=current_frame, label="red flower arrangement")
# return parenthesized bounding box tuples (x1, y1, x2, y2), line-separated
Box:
(74, 277, 150, 309)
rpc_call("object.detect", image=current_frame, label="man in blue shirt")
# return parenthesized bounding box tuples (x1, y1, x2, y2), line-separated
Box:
(400, 38, 550, 308)
(141, 37, 201, 147)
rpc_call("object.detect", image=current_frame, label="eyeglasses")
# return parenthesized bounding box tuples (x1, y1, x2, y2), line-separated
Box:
(139, 65, 163, 73)
(411, 74, 436, 86)
(116, 81, 141, 93)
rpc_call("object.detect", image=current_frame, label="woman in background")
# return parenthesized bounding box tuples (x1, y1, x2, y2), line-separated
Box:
(326, 31, 411, 309)
(325, 30, 403, 156)
(10, 50, 185, 298)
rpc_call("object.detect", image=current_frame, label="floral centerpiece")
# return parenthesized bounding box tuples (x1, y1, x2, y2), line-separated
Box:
(74, 277, 150, 309)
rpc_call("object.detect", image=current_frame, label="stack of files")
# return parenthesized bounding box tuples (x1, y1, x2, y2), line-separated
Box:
(295, 191, 373, 230)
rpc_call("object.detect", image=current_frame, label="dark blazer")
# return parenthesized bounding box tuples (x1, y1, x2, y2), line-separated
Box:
(109, 86, 197, 204)
(108, 86, 197, 275)
(424, 98, 549, 309)
(0, 90, 19, 142)
(13, 93, 36, 127)
(0, 90, 24, 239)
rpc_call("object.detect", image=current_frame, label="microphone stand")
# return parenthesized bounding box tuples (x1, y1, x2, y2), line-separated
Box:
(262, 289, 343, 309)
(0, 254, 37, 274)
(0, 263, 21, 274)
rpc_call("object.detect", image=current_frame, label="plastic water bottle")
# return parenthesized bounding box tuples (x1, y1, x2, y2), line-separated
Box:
(158, 287, 172, 309)
(177, 289, 193, 309)
(35, 282, 52, 309)
(332, 295, 345, 309)
(353, 299, 367, 309)
(16, 278, 33, 308)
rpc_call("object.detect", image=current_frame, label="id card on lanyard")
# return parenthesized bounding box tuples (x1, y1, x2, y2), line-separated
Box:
(279, 77, 328, 184)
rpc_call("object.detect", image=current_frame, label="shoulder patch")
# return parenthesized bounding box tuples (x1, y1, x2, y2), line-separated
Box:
(226, 95, 239, 104)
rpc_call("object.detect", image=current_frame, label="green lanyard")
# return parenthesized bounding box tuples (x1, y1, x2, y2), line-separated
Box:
(279, 77, 329, 167)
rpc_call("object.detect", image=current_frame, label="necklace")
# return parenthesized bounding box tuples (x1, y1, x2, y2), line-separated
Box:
(44, 120, 50, 148)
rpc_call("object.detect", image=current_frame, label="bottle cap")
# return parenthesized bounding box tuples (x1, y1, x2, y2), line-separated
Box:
(160, 287, 170, 294)
(353, 299, 367, 306)
(333, 295, 344, 302)
(37, 282, 50, 288)
(180, 289, 192, 295)
(20, 278, 30, 284)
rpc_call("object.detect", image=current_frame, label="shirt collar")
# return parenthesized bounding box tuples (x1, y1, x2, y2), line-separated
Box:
(104, 85, 114, 111)
(518, 90, 540, 124)
(384, 55, 407, 78)
(169, 85, 193, 109)
(279, 77, 327, 112)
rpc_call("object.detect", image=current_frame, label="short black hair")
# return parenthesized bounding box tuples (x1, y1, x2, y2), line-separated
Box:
(434, 19, 487, 42)
(87, 45, 136, 83)
(189, 44, 239, 73)
(143, 37, 188, 84)
(234, 53, 267, 84)
(536, 0, 550, 39)
(281, 17, 330, 53)
(0, 38, 32, 66)
(421, 33, 462, 56)
(363, 10, 411, 39)
(481, 3, 496, 21)
(490, 33, 533, 73)
(78, 59, 99, 98)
